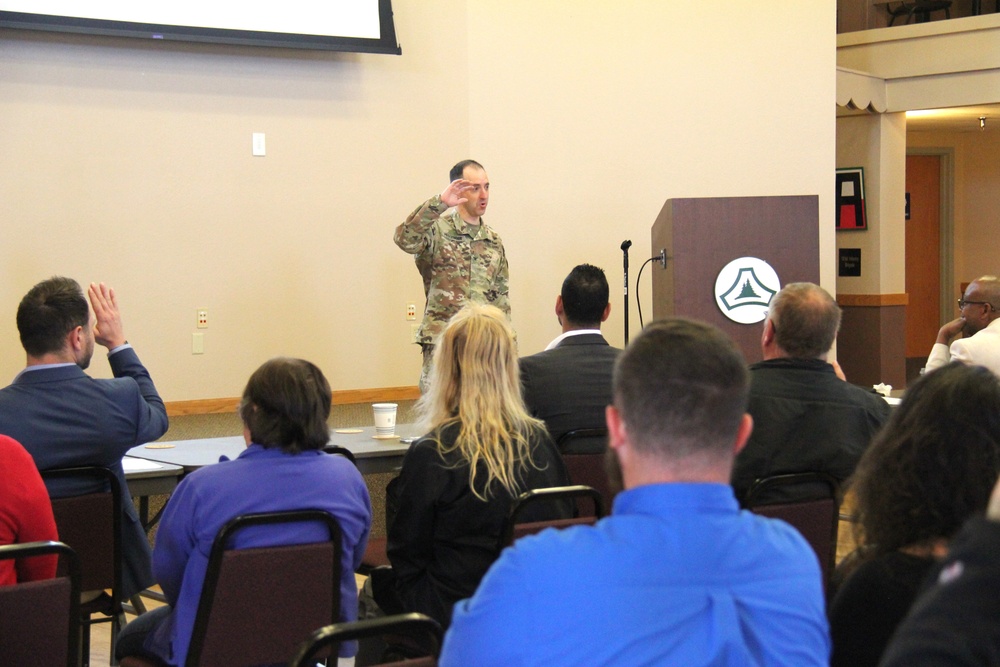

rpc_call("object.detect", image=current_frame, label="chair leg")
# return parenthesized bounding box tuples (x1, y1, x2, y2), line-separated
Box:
(127, 594, 147, 615)
(110, 613, 125, 666)
(81, 621, 92, 667)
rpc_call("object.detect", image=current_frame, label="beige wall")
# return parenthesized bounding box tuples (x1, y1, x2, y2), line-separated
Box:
(0, 1, 836, 402)
(909, 129, 1000, 288)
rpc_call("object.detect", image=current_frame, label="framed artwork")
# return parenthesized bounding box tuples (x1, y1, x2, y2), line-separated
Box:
(835, 167, 867, 230)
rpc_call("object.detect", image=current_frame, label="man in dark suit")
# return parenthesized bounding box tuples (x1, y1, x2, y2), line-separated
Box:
(520, 264, 620, 453)
(0, 277, 168, 599)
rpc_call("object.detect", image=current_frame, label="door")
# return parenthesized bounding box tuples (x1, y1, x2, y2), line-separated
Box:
(904, 154, 942, 382)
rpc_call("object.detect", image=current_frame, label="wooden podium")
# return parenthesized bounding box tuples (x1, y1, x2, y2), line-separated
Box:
(650, 195, 819, 364)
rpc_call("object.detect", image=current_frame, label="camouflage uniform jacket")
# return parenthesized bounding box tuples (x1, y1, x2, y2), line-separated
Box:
(394, 194, 510, 345)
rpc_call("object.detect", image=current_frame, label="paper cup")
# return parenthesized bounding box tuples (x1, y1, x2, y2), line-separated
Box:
(373, 403, 397, 436)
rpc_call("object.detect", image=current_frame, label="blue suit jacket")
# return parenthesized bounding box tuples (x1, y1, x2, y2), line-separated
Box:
(0, 347, 169, 598)
(519, 333, 619, 453)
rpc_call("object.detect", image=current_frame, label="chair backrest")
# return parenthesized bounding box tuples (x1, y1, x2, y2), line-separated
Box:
(744, 472, 840, 591)
(556, 428, 607, 455)
(0, 541, 80, 667)
(40, 466, 122, 599)
(289, 613, 442, 667)
(187, 509, 343, 667)
(557, 428, 616, 510)
(323, 444, 358, 465)
(498, 485, 606, 551)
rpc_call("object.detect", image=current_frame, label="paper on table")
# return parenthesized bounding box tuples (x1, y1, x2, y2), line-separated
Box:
(122, 457, 164, 472)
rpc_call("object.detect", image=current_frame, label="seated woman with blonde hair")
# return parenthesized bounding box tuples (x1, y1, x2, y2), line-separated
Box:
(370, 304, 571, 627)
(829, 362, 1000, 667)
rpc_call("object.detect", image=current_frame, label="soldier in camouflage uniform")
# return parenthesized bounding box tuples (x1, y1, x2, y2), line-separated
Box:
(394, 160, 510, 392)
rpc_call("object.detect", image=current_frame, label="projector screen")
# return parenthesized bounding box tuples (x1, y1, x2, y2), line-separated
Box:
(0, 1, 401, 54)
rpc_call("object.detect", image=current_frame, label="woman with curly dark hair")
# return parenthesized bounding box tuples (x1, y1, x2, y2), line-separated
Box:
(828, 362, 1000, 667)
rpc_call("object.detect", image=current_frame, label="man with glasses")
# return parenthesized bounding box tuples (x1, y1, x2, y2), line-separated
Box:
(926, 276, 1000, 377)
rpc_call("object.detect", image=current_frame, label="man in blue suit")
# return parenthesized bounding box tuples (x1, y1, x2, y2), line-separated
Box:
(520, 264, 620, 453)
(0, 277, 168, 599)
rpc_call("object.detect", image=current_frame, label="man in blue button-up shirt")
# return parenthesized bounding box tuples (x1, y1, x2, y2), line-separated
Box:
(442, 318, 830, 667)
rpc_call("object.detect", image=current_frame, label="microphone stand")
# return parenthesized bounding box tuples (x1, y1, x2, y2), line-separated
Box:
(621, 240, 632, 345)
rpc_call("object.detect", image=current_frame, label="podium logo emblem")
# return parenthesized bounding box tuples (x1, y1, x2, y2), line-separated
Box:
(714, 257, 780, 324)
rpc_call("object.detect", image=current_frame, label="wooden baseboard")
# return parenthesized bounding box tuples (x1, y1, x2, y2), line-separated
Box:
(165, 386, 421, 417)
(837, 293, 909, 307)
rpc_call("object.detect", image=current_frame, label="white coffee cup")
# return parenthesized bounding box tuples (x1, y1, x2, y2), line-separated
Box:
(373, 403, 398, 436)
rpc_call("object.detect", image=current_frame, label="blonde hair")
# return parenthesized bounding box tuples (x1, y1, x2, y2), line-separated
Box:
(417, 304, 546, 500)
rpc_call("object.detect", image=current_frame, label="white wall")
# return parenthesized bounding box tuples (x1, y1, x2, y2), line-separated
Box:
(0, 1, 836, 402)
(467, 2, 837, 355)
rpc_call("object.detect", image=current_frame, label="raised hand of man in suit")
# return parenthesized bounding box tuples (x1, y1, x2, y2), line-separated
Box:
(88, 282, 127, 349)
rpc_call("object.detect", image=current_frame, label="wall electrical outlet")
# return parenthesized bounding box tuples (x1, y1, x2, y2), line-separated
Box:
(192, 332, 204, 354)
(197, 309, 208, 328)
(406, 303, 417, 320)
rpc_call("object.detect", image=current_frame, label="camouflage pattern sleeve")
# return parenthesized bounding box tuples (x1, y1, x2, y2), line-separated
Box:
(394, 195, 447, 255)
(492, 245, 511, 317)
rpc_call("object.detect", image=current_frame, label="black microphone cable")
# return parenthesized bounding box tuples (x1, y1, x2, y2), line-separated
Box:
(635, 249, 669, 332)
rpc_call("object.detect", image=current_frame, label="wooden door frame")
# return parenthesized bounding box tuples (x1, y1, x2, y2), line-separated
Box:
(906, 148, 955, 326)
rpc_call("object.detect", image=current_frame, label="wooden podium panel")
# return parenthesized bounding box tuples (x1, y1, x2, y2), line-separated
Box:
(650, 195, 819, 365)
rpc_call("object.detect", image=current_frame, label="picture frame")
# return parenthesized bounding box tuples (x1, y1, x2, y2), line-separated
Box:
(835, 167, 867, 230)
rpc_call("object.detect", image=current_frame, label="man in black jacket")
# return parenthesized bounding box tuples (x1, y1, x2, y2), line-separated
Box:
(730, 282, 890, 504)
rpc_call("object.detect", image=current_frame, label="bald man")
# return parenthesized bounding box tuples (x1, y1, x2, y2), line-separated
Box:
(926, 276, 1000, 378)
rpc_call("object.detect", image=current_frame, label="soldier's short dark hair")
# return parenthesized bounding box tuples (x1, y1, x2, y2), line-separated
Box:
(561, 264, 609, 328)
(450, 159, 485, 182)
(16, 277, 90, 357)
(768, 282, 841, 359)
(613, 318, 749, 462)
(238, 358, 332, 454)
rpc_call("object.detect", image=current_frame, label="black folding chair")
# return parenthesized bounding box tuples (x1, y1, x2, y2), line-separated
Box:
(498, 485, 606, 551)
(884, 0, 951, 25)
(0, 540, 81, 667)
(122, 509, 343, 667)
(557, 428, 615, 510)
(744, 472, 841, 593)
(42, 466, 125, 667)
(195, 510, 343, 665)
(323, 444, 358, 465)
(290, 613, 443, 667)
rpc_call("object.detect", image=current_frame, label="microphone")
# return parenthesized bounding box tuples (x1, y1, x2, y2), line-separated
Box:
(620, 240, 632, 251)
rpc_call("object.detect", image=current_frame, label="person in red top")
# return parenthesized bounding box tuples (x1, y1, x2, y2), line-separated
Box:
(0, 433, 58, 584)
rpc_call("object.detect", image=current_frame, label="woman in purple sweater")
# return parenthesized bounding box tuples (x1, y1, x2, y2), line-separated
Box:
(116, 358, 372, 666)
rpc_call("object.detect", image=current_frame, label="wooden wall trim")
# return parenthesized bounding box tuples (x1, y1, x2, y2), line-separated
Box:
(165, 385, 421, 417)
(837, 293, 909, 307)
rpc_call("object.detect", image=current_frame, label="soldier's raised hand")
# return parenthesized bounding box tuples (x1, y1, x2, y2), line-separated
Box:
(441, 179, 475, 208)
